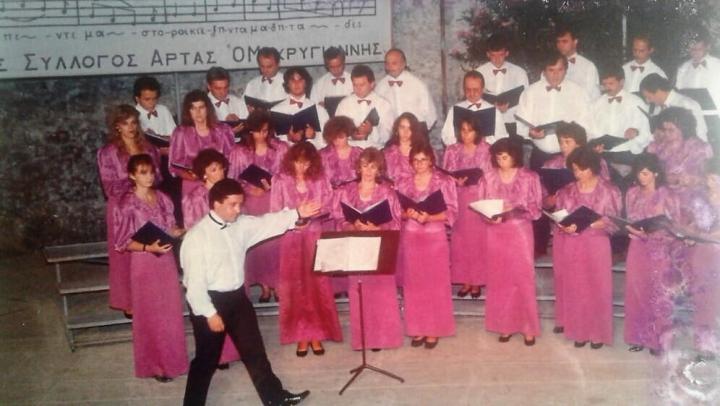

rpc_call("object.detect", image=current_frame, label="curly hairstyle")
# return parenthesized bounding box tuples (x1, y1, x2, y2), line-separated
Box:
(106, 104, 145, 153)
(180, 89, 219, 128)
(192, 148, 229, 179)
(386, 112, 430, 148)
(281, 141, 324, 179)
(323, 116, 356, 144)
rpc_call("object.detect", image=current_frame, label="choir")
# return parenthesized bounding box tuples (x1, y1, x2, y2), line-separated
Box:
(97, 30, 719, 399)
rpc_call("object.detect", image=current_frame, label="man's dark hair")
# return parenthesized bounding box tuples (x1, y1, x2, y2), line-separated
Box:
(206, 66, 230, 84)
(257, 47, 281, 64)
(639, 73, 671, 93)
(323, 46, 346, 63)
(599, 66, 624, 81)
(209, 178, 245, 206)
(350, 64, 375, 82)
(133, 76, 161, 98)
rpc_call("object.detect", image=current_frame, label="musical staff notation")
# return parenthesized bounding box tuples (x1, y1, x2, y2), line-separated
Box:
(0, 0, 377, 28)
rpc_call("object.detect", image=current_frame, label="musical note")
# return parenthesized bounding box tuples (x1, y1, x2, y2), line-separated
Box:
(212, 0, 219, 12)
(40, 0, 46, 13)
(61, 0, 68, 15)
(150, 7, 157, 22)
(192, 2, 197, 16)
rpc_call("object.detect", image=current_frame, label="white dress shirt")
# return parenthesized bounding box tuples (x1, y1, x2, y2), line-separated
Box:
(652, 90, 708, 142)
(135, 103, 176, 137)
(181, 209, 299, 317)
(243, 71, 287, 103)
(334, 91, 396, 149)
(441, 99, 508, 146)
(476, 61, 529, 124)
(375, 70, 438, 129)
(311, 70, 353, 104)
(676, 54, 720, 114)
(516, 78, 592, 154)
(270, 95, 329, 150)
(590, 89, 651, 154)
(622, 59, 667, 93)
(566, 53, 601, 100)
(207, 92, 249, 122)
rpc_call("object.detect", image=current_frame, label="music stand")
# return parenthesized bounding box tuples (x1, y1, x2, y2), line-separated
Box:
(313, 230, 405, 395)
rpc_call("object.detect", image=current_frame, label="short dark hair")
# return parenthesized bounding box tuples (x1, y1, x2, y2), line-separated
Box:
(127, 153, 155, 175)
(486, 33, 510, 52)
(555, 25, 577, 40)
(463, 70, 485, 87)
(639, 73, 671, 93)
(241, 110, 277, 150)
(209, 178, 245, 206)
(632, 34, 653, 48)
(455, 118, 484, 143)
(323, 116, 356, 144)
(631, 153, 666, 186)
(556, 121, 587, 146)
(206, 66, 230, 84)
(542, 51, 568, 70)
(490, 138, 524, 168)
(351, 64, 375, 82)
(409, 142, 436, 167)
(257, 47, 281, 64)
(323, 46, 346, 63)
(282, 66, 313, 96)
(192, 148, 229, 179)
(655, 106, 697, 139)
(180, 90, 218, 128)
(566, 146, 601, 175)
(133, 76, 161, 98)
(599, 66, 624, 81)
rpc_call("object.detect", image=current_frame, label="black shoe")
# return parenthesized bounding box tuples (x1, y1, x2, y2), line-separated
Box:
(123, 311, 133, 319)
(553, 326, 564, 334)
(628, 345, 644, 352)
(470, 287, 482, 298)
(154, 375, 172, 383)
(217, 363, 230, 370)
(410, 337, 426, 347)
(457, 287, 471, 298)
(296, 348, 308, 357)
(279, 389, 310, 405)
(649, 349, 662, 356)
(371, 348, 382, 352)
(311, 346, 325, 356)
(424, 339, 438, 349)
(259, 294, 271, 303)
(498, 335, 511, 343)
(574, 341, 587, 348)
(590, 342, 604, 349)
(524, 337, 536, 346)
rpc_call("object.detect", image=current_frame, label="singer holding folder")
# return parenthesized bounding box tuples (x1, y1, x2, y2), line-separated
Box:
(553, 147, 621, 349)
(319, 116, 363, 189)
(383, 113, 432, 182)
(331, 148, 404, 350)
(113, 154, 188, 381)
(396, 143, 458, 349)
(270, 142, 343, 357)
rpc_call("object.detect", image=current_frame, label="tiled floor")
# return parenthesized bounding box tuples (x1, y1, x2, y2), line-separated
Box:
(0, 253, 716, 405)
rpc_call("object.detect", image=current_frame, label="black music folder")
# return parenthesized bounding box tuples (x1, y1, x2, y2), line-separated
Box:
(453, 106, 496, 137)
(324, 96, 345, 117)
(171, 162, 192, 171)
(589, 135, 628, 151)
(270, 105, 322, 134)
(514, 114, 563, 134)
(538, 168, 575, 195)
(438, 167, 484, 186)
(244, 96, 283, 111)
(340, 199, 393, 226)
(363, 107, 380, 127)
(131, 221, 177, 247)
(144, 130, 170, 148)
(678, 88, 717, 110)
(239, 164, 272, 189)
(609, 214, 669, 234)
(544, 205, 602, 233)
(483, 85, 524, 108)
(396, 190, 447, 215)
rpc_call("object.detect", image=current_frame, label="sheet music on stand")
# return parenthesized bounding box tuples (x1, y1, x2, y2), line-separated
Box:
(313, 230, 399, 275)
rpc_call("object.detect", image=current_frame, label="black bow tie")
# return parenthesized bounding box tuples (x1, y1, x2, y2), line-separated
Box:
(493, 68, 506, 75)
(214, 98, 229, 107)
(608, 96, 622, 103)
(147, 110, 158, 119)
(546, 85, 561, 92)
(389, 80, 403, 87)
(693, 60, 707, 69)
(630, 65, 644, 72)
(468, 102, 482, 109)
(332, 77, 345, 85)
(357, 99, 371, 105)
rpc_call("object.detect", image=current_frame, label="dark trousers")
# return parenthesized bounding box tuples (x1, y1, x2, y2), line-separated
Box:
(529, 146, 556, 255)
(183, 287, 283, 406)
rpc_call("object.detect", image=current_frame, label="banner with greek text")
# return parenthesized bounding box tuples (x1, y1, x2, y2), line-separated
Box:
(0, 0, 391, 79)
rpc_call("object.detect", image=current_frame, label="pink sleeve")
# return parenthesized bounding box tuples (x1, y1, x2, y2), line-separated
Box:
(523, 172, 543, 220)
(269, 175, 285, 212)
(228, 145, 250, 180)
(319, 177, 335, 214)
(182, 186, 207, 229)
(168, 127, 187, 177)
(112, 198, 135, 252)
(441, 176, 458, 226)
(147, 144, 164, 185)
(158, 192, 177, 231)
(600, 183, 622, 234)
(600, 159, 611, 181)
(218, 124, 236, 156)
(330, 186, 352, 230)
(97, 146, 131, 199)
(385, 190, 403, 230)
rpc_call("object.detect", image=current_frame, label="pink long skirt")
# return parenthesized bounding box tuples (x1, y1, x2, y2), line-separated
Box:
(243, 192, 280, 289)
(106, 198, 132, 311)
(689, 243, 720, 352)
(450, 187, 488, 286)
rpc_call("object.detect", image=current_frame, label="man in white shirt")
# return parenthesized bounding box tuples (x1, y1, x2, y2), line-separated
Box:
(334, 64, 396, 149)
(375, 48, 437, 131)
(639, 73, 708, 142)
(441, 70, 508, 146)
(622, 34, 667, 94)
(206, 66, 248, 135)
(270, 66, 329, 149)
(476, 34, 529, 139)
(244, 47, 287, 109)
(555, 27, 600, 100)
(516, 51, 592, 170)
(133, 76, 176, 138)
(311, 47, 353, 115)
(181, 179, 317, 406)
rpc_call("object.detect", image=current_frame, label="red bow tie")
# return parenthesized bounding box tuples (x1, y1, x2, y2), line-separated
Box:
(389, 80, 403, 87)
(290, 99, 303, 108)
(493, 68, 506, 75)
(147, 110, 158, 119)
(214, 98, 229, 107)
(693, 60, 707, 69)
(331, 77, 345, 85)
(468, 102, 482, 109)
(357, 99, 371, 105)
(568, 57, 576, 64)
(630, 65, 644, 72)
(608, 96, 622, 103)
(262, 77, 273, 84)
(546, 85, 561, 92)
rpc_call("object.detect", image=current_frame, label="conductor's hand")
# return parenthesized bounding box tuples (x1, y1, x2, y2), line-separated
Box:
(207, 313, 225, 333)
(297, 200, 321, 219)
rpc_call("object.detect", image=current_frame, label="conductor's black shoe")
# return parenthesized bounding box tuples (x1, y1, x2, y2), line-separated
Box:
(590, 342, 604, 349)
(153, 375, 172, 383)
(574, 341, 587, 348)
(280, 389, 310, 405)
(217, 363, 230, 370)
(553, 326, 564, 334)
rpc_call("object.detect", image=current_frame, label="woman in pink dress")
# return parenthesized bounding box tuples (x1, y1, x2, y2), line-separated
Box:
(330, 148, 404, 350)
(319, 116, 363, 188)
(168, 90, 235, 201)
(623, 154, 683, 355)
(228, 110, 289, 303)
(182, 148, 240, 368)
(478, 138, 542, 345)
(97, 105, 161, 316)
(270, 142, 342, 356)
(113, 154, 188, 381)
(383, 112, 430, 182)
(397, 143, 458, 349)
(442, 119, 492, 298)
(553, 146, 621, 349)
